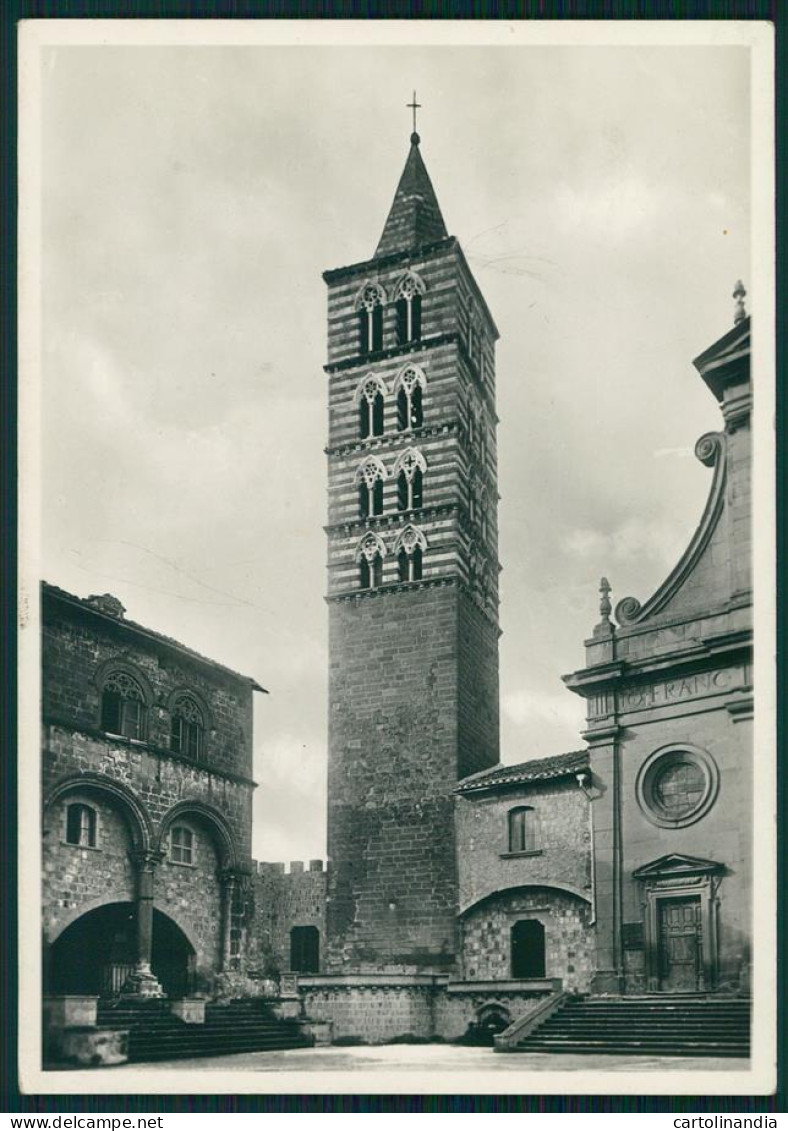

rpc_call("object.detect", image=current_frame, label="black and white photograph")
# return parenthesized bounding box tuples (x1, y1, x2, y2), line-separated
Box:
(18, 19, 775, 1096)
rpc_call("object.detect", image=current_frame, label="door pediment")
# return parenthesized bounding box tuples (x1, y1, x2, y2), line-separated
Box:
(633, 853, 725, 880)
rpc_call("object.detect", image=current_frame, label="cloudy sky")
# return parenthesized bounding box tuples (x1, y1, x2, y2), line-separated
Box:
(35, 31, 751, 863)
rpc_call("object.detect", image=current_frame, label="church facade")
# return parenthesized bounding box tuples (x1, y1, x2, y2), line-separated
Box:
(40, 127, 753, 1056)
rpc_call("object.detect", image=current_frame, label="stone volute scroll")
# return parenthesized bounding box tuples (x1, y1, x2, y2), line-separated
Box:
(614, 430, 727, 628)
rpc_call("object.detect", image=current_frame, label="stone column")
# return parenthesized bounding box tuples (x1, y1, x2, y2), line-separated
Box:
(122, 850, 165, 998)
(220, 870, 238, 971)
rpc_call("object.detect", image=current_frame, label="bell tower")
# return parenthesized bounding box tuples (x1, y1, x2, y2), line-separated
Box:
(323, 124, 501, 972)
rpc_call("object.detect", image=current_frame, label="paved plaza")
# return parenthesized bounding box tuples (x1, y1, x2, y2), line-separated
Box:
(105, 1044, 747, 1074)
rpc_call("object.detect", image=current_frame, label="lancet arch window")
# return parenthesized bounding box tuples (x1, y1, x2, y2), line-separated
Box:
(394, 271, 426, 345)
(100, 670, 146, 741)
(395, 448, 426, 512)
(170, 695, 204, 760)
(395, 525, 427, 583)
(355, 456, 387, 519)
(356, 532, 386, 590)
(355, 374, 387, 439)
(394, 365, 426, 432)
(355, 282, 386, 355)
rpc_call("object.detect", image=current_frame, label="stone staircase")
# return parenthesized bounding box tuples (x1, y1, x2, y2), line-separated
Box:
(506, 995, 750, 1057)
(96, 999, 313, 1063)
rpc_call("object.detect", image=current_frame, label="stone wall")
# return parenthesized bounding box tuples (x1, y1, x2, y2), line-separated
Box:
(43, 724, 254, 872)
(42, 586, 255, 787)
(455, 777, 591, 915)
(460, 888, 594, 994)
(326, 585, 463, 972)
(42, 791, 136, 941)
(41, 587, 260, 987)
(298, 975, 557, 1044)
(252, 860, 327, 975)
(300, 979, 435, 1043)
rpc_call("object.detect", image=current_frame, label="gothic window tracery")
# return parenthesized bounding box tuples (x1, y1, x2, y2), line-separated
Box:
(100, 670, 146, 740)
(355, 456, 387, 519)
(394, 448, 426, 512)
(395, 524, 427, 582)
(170, 694, 204, 760)
(394, 271, 426, 344)
(356, 531, 386, 590)
(355, 282, 386, 355)
(394, 365, 426, 431)
(355, 374, 386, 439)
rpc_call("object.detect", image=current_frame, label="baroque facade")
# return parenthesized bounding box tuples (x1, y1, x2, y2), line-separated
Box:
(41, 127, 753, 1055)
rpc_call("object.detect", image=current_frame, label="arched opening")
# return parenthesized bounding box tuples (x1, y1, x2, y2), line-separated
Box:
(290, 925, 320, 973)
(46, 902, 196, 998)
(511, 918, 546, 979)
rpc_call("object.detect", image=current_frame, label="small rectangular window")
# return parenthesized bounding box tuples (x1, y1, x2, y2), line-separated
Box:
(170, 826, 194, 865)
(509, 808, 539, 853)
(66, 803, 96, 848)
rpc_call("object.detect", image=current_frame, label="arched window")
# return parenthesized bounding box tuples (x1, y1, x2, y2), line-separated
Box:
(355, 374, 386, 439)
(355, 456, 387, 519)
(100, 670, 146, 740)
(170, 825, 194, 865)
(66, 802, 97, 848)
(395, 448, 426, 512)
(356, 532, 386, 590)
(508, 806, 540, 854)
(394, 365, 426, 431)
(395, 524, 427, 582)
(355, 282, 386, 355)
(170, 695, 204, 760)
(394, 271, 426, 345)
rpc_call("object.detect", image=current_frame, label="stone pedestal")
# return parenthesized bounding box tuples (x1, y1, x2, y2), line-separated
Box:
(56, 1027, 129, 1067)
(44, 995, 99, 1029)
(120, 961, 165, 999)
(170, 997, 206, 1024)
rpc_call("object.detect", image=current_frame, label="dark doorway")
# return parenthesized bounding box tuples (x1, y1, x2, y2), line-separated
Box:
(47, 902, 195, 998)
(151, 909, 196, 997)
(658, 896, 701, 992)
(511, 918, 546, 979)
(290, 925, 320, 973)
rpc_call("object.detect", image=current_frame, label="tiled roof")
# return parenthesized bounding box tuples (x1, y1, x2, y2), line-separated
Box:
(41, 581, 267, 693)
(456, 750, 589, 794)
(374, 135, 448, 258)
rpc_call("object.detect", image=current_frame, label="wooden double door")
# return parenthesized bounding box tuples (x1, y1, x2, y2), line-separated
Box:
(658, 895, 702, 992)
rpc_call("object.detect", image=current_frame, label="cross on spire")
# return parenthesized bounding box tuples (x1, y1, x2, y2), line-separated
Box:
(407, 91, 421, 140)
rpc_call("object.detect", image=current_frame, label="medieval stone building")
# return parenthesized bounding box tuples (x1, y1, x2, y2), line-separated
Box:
(40, 126, 752, 1060)
(41, 582, 263, 1002)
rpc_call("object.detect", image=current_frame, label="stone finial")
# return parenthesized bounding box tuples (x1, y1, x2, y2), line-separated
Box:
(733, 279, 747, 325)
(593, 577, 614, 639)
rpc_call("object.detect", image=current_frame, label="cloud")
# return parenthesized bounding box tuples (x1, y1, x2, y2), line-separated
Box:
(552, 175, 663, 239)
(562, 515, 687, 568)
(503, 688, 584, 732)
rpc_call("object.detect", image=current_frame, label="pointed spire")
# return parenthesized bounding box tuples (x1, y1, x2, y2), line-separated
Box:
(374, 133, 449, 259)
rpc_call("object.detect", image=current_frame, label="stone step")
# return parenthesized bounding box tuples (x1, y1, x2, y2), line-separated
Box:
(508, 995, 751, 1058)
